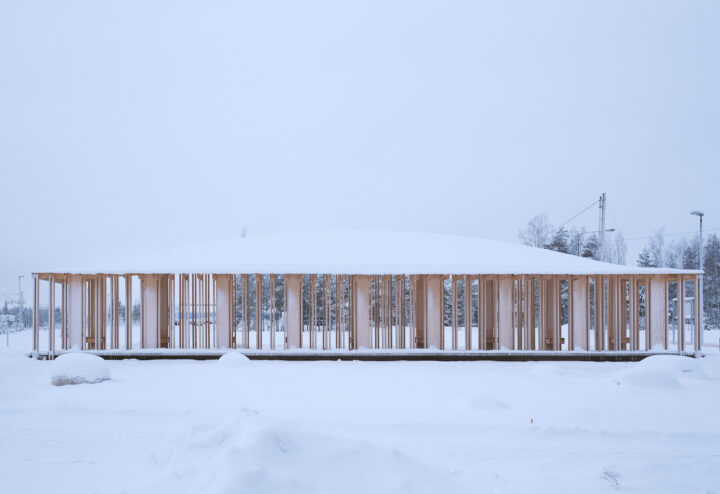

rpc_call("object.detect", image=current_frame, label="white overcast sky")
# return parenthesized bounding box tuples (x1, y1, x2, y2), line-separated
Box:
(1, 0, 718, 298)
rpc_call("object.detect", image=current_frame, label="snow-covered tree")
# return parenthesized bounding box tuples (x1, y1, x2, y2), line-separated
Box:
(612, 232, 627, 265)
(637, 247, 654, 267)
(581, 234, 600, 260)
(704, 234, 720, 329)
(545, 227, 570, 253)
(519, 214, 553, 248)
(648, 229, 665, 268)
(568, 227, 586, 257)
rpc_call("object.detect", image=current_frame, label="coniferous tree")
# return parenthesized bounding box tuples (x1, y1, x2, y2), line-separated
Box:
(546, 227, 570, 253)
(637, 247, 654, 267)
(703, 234, 720, 329)
(581, 234, 600, 260)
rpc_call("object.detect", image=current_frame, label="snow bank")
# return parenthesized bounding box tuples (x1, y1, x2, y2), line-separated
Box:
(142, 412, 467, 494)
(611, 355, 705, 389)
(218, 351, 250, 367)
(50, 353, 111, 386)
(466, 394, 510, 411)
(700, 355, 720, 379)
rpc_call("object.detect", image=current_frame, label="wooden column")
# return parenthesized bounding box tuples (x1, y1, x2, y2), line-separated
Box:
(451, 275, 458, 350)
(424, 275, 444, 349)
(240, 274, 249, 348)
(464, 275, 472, 350)
(695, 275, 702, 351)
(594, 277, 605, 350)
(33, 275, 39, 352)
(570, 275, 589, 350)
(336, 275, 344, 349)
(61, 276, 67, 349)
(159, 275, 170, 348)
(477, 276, 485, 350)
(269, 274, 276, 350)
(214, 274, 233, 349)
(541, 278, 557, 350)
(66, 275, 83, 350)
(48, 275, 55, 357)
(285, 274, 302, 349)
(256, 274, 263, 350)
(414, 275, 426, 348)
(140, 274, 159, 349)
(677, 277, 685, 351)
(629, 277, 638, 351)
(607, 276, 618, 350)
(111, 275, 120, 349)
(396, 275, 406, 349)
(125, 275, 132, 349)
(351, 275, 370, 349)
(648, 275, 667, 350)
(523, 277, 533, 350)
(497, 276, 513, 350)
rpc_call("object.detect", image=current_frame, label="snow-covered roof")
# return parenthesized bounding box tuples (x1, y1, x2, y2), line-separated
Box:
(37, 231, 700, 276)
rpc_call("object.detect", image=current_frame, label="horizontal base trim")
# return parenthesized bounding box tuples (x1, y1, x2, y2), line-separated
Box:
(31, 349, 701, 362)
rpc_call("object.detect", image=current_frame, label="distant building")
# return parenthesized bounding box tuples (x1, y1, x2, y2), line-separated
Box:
(0, 314, 16, 326)
(32, 232, 703, 357)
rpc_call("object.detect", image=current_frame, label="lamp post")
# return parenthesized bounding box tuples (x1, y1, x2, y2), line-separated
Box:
(690, 211, 704, 270)
(691, 210, 704, 347)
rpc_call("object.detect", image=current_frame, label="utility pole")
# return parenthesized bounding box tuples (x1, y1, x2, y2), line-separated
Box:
(599, 193, 607, 262)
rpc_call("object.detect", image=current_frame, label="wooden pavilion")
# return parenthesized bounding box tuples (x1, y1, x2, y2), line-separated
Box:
(31, 232, 703, 359)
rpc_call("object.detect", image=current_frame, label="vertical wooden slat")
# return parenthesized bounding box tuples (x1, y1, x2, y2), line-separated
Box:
(33, 276, 39, 353)
(464, 275, 472, 350)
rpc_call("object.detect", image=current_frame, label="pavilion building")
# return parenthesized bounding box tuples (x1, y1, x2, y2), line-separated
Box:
(31, 232, 703, 359)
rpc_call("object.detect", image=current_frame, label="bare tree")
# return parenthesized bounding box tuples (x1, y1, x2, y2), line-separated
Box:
(648, 229, 665, 267)
(519, 214, 553, 248)
(613, 232, 627, 265)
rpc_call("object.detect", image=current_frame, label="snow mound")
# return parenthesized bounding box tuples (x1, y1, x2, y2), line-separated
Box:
(611, 355, 705, 389)
(636, 355, 705, 376)
(700, 355, 720, 379)
(50, 353, 111, 386)
(466, 394, 510, 411)
(142, 412, 468, 494)
(218, 351, 250, 367)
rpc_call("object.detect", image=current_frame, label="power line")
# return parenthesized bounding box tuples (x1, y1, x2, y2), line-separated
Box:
(558, 199, 599, 228)
(625, 227, 720, 242)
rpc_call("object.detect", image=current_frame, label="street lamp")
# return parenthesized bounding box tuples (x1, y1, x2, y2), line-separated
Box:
(691, 210, 704, 347)
(690, 210, 704, 270)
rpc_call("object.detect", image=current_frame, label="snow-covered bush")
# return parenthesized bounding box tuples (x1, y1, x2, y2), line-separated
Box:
(50, 353, 111, 386)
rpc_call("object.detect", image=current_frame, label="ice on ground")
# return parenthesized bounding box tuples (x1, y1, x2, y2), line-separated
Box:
(135, 411, 468, 494)
(50, 353, 111, 386)
(218, 351, 251, 367)
(611, 355, 706, 388)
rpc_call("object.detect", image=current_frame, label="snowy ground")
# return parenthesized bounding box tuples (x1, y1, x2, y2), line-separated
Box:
(1, 329, 719, 493)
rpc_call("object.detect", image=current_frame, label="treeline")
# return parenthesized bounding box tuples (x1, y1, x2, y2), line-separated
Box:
(637, 230, 720, 329)
(518, 213, 627, 263)
(1, 302, 143, 329)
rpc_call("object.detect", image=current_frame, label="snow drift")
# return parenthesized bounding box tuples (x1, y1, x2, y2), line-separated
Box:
(218, 351, 251, 367)
(611, 355, 705, 389)
(139, 411, 467, 494)
(50, 353, 111, 386)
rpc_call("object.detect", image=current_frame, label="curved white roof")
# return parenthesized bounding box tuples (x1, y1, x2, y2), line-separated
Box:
(39, 231, 700, 276)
